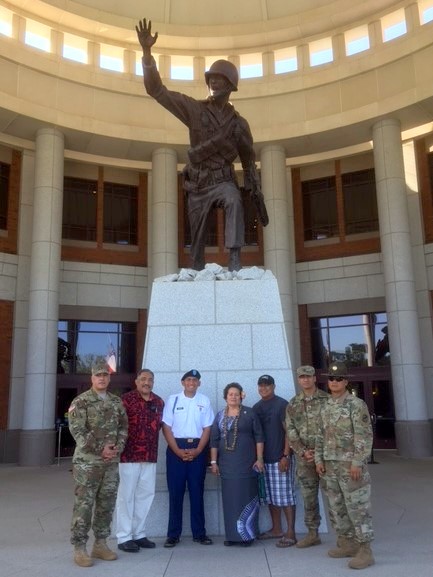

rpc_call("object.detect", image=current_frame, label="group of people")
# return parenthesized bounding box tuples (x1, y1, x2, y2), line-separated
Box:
(67, 360, 374, 571)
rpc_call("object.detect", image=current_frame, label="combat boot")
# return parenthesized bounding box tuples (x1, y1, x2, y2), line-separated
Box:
(348, 542, 375, 569)
(296, 530, 321, 548)
(73, 544, 93, 567)
(328, 536, 359, 558)
(91, 539, 117, 561)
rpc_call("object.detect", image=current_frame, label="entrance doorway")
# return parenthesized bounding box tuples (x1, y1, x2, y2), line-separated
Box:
(317, 367, 395, 449)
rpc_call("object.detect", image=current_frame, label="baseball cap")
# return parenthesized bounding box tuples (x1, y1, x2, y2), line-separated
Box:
(91, 362, 110, 375)
(257, 374, 275, 385)
(296, 365, 316, 377)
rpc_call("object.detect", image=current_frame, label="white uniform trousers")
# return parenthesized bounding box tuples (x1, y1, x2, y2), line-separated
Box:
(116, 462, 157, 544)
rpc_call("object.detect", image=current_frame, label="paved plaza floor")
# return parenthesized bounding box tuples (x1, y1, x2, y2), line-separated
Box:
(1, 450, 432, 577)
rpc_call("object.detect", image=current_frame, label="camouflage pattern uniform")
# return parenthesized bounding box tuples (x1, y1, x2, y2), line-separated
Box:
(286, 388, 329, 531)
(69, 388, 128, 546)
(315, 392, 374, 543)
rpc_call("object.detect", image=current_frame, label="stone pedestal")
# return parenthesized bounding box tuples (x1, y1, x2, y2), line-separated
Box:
(140, 276, 326, 536)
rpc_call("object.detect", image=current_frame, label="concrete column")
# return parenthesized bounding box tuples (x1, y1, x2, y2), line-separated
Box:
(150, 148, 178, 283)
(19, 128, 64, 466)
(372, 118, 432, 457)
(262, 51, 274, 76)
(405, 3, 421, 32)
(50, 29, 63, 57)
(260, 144, 298, 368)
(158, 54, 171, 79)
(193, 56, 205, 82)
(14, 14, 25, 43)
(88, 41, 99, 68)
(124, 49, 137, 75)
(368, 20, 382, 49)
(332, 32, 345, 61)
(296, 44, 309, 70)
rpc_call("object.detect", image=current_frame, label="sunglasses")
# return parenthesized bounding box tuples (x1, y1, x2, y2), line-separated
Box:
(328, 376, 345, 382)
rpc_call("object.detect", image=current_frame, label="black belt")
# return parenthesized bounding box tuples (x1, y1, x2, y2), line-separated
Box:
(175, 438, 200, 443)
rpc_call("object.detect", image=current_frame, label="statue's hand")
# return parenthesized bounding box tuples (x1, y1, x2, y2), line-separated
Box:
(135, 18, 158, 51)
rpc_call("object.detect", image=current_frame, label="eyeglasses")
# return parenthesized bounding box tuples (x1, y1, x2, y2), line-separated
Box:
(328, 376, 345, 382)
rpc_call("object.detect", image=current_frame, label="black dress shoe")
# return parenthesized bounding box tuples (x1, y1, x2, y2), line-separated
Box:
(224, 540, 235, 546)
(118, 540, 140, 553)
(164, 537, 179, 548)
(134, 537, 156, 549)
(193, 535, 213, 545)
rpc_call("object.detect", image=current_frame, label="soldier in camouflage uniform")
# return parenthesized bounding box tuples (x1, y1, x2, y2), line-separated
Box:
(68, 362, 128, 567)
(315, 362, 374, 570)
(286, 365, 329, 548)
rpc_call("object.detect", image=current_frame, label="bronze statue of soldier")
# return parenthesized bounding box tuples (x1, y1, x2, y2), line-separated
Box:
(136, 19, 268, 272)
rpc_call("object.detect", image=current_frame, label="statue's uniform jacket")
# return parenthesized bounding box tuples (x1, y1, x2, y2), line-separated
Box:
(142, 57, 259, 263)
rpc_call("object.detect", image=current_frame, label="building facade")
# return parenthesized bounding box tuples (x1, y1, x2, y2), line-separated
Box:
(1, 0, 433, 464)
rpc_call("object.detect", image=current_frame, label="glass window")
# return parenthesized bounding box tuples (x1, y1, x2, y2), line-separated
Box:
(171, 55, 194, 80)
(342, 169, 378, 235)
(58, 320, 136, 374)
(100, 43, 124, 72)
(274, 47, 298, 74)
(302, 176, 338, 240)
(381, 9, 407, 42)
(427, 153, 433, 201)
(309, 38, 333, 67)
(419, 0, 433, 24)
(344, 25, 370, 56)
(0, 5, 13, 37)
(63, 32, 88, 64)
(103, 182, 138, 245)
(25, 19, 51, 52)
(62, 177, 97, 241)
(0, 161, 9, 230)
(240, 53, 263, 79)
(311, 312, 389, 368)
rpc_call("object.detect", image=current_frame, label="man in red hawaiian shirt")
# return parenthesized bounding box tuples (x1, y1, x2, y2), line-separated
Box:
(115, 369, 164, 552)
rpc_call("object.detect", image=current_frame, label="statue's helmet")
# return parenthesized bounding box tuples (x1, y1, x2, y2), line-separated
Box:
(205, 60, 239, 92)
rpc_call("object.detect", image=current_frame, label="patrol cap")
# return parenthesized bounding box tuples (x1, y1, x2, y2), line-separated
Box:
(296, 365, 315, 377)
(181, 369, 201, 381)
(92, 362, 110, 375)
(322, 361, 351, 378)
(257, 374, 275, 385)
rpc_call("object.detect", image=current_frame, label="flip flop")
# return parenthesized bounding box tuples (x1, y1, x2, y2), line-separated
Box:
(257, 531, 284, 540)
(276, 536, 297, 548)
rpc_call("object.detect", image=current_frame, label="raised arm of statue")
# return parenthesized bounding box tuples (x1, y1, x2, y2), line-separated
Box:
(136, 18, 158, 64)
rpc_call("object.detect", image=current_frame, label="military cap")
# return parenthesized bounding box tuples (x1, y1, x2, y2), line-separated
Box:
(181, 369, 201, 381)
(322, 361, 352, 378)
(296, 365, 316, 377)
(91, 362, 110, 375)
(257, 374, 275, 385)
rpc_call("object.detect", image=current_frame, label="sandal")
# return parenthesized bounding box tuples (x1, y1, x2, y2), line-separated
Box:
(257, 531, 284, 540)
(276, 536, 297, 548)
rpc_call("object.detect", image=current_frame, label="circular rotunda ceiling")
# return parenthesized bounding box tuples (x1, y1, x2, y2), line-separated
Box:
(8, 0, 400, 49)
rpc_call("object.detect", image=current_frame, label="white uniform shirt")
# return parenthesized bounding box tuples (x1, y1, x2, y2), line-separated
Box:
(163, 391, 214, 438)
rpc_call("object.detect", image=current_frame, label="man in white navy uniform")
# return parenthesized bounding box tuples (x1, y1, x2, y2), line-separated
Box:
(162, 370, 215, 548)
